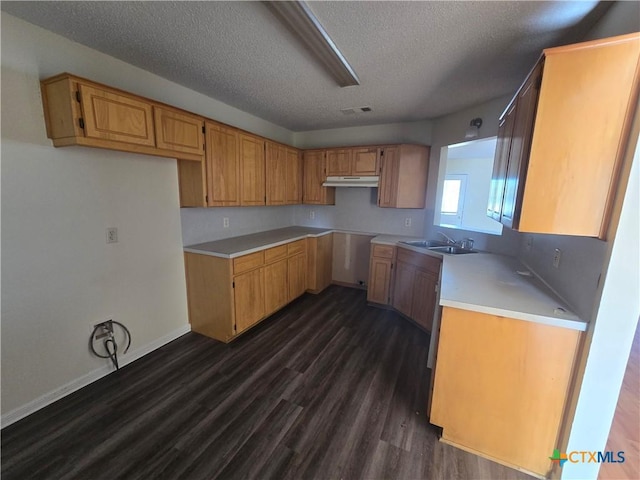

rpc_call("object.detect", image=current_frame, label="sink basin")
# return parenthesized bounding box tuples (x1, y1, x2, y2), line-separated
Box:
(428, 245, 477, 255)
(400, 239, 448, 248)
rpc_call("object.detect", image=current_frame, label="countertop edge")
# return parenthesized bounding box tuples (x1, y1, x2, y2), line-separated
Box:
(439, 299, 588, 331)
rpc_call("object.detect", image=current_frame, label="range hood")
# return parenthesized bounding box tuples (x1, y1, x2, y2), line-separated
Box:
(322, 176, 379, 187)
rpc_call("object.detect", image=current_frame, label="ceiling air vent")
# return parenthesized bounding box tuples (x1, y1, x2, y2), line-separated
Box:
(360, 106, 372, 112)
(340, 106, 373, 115)
(340, 108, 357, 115)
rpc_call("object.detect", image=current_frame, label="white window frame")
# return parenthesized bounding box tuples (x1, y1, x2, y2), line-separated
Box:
(440, 174, 468, 228)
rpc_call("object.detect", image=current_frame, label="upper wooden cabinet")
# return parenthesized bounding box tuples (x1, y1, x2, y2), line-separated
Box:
(489, 33, 640, 238)
(303, 150, 335, 205)
(238, 133, 266, 206)
(487, 103, 517, 222)
(207, 121, 241, 207)
(41, 73, 204, 162)
(352, 147, 380, 175)
(378, 144, 430, 208)
(153, 106, 204, 157)
(326, 147, 380, 176)
(326, 148, 353, 176)
(266, 142, 303, 205)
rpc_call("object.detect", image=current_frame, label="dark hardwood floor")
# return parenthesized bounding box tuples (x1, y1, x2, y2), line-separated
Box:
(2, 285, 534, 480)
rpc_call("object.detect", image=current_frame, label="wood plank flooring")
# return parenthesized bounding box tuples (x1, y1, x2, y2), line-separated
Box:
(2, 285, 535, 480)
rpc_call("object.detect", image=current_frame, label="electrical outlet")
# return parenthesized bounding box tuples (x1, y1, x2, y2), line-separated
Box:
(310, 210, 315, 220)
(106, 227, 118, 244)
(405, 217, 412, 227)
(223, 217, 229, 228)
(526, 236, 533, 252)
(553, 248, 562, 268)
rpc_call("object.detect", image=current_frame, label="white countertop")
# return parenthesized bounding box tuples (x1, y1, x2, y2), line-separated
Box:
(184, 226, 333, 258)
(439, 253, 586, 331)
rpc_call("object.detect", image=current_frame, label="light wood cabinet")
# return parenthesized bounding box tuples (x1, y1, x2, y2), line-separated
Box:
(307, 233, 334, 294)
(288, 253, 307, 302)
(389, 248, 441, 332)
(234, 268, 265, 334)
(207, 121, 241, 206)
(490, 33, 640, 238)
(239, 133, 266, 206)
(378, 144, 430, 208)
(41, 73, 204, 162)
(303, 150, 335, 205)
(264, 258, 289, 314)
(352, 147, 380, 175)
(153, 106, 204, 157)
(185, 236, 321, 343)
(326, 148, 353, 176)
(285, 147, 303, 204)
(367, 244, 395, 305)
(430, 307, 581, 477)
(266, 142, 303, 206)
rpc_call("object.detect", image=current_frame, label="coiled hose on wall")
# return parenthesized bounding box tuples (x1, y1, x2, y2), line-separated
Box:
(89, 320, 131, 370)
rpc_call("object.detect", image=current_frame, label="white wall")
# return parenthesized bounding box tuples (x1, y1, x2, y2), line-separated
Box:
(293, 120, 432, 149)
(0, 13, 295, 423)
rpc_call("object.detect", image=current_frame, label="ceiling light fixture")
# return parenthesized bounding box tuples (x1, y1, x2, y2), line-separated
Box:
(465, 118, 483, 139)
(264, 1, 360, 87)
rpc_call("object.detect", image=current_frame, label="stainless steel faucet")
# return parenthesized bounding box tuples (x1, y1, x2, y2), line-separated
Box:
(437, 231, 457, 244)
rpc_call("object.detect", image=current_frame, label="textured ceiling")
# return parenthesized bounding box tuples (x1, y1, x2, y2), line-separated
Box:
(2, 1, 610, 131)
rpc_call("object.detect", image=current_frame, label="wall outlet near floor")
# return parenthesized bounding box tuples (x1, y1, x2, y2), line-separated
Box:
(553, 248, 562, 268)
(405, 217, 412, 227)
(525, 236, 533, 252)
(223, 217, 229, 228)
(309, 210, 315, 220)
(106, 227, 118, 244)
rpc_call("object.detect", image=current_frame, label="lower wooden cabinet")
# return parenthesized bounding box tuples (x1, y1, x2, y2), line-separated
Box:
(234, 267, 265, 334)
(367, 244, 395, 305)
(185, 237, 321, 343)
(430, 307, 581, 477)
(368, 244, 441, 333)
(307, 233, 334, 294)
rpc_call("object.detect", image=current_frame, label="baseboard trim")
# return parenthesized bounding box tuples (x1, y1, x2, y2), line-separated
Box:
(1, 324, 191, 428)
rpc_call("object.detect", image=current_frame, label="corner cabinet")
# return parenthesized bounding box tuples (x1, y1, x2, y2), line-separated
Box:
(41, 73, 205, 162)
(266, 142, 303, 205)
(378, 145, 430, 209)
(185, 239, 309, 343)
(488, 33, 640, 238)
(303, 150, 335, 205)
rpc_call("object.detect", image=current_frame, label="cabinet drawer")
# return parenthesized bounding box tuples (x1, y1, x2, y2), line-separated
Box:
(265, 244, 288, 264)
(372, 244, 395, 259)
(287, 239, 307, 256)
(233, 251, 264, 274)
(397, 248, 441, 275)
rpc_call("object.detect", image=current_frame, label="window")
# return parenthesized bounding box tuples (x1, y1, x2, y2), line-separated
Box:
(440, 174, 467, 227)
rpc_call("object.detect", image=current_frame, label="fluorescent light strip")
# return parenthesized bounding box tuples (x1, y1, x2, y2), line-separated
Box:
(264, 1, 360, 87)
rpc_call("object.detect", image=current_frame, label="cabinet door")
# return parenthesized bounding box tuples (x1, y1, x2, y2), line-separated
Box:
(378, 147, 399, 207)
(264, 259, 288, 315)
(266, 141, 287, 205)
(392, 260, 415, 318)
(153, 106, 204, 156)
(487, 103, 517, 221)
(288, 254, 307, 302)
(411, 270, 437, 331)
(326, 148, 352, 176)
(367, 257, 393, 305)
(352, 147, 380, 175)
(303, 150, 335, 205)
(206, 122, 240, 206)
(501, 62, 542, 230)
(234, 268, 265, 334)
(239, 133, 266, 205)
(78, 83, 155, 146)
(285, 148, 303, 204)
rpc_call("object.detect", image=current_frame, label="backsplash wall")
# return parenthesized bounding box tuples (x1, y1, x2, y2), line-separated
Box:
(181, 206, 297, 245)
(293, 187, 426, 237)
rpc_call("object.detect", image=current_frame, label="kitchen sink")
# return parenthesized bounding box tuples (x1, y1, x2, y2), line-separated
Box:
(427, 245, 477, 255)
(400, 239, 448, 248)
